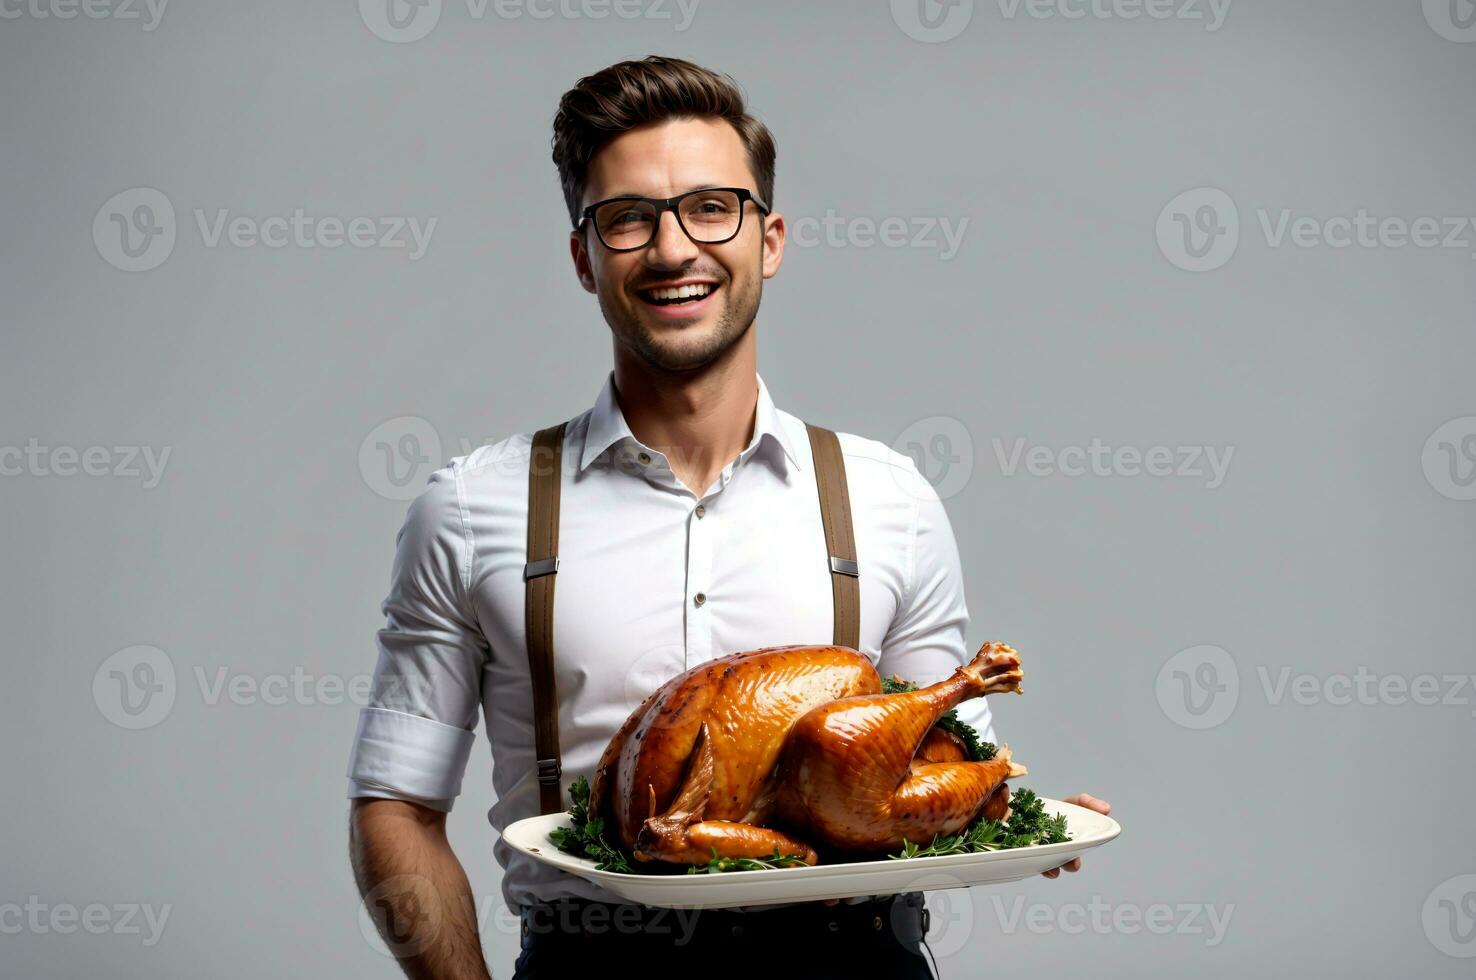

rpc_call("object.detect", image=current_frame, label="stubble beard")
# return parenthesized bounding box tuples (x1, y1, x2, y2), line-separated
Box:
(604, 273, 760, 375)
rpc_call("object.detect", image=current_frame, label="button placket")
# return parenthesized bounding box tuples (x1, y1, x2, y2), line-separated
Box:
(685, 495, 713, 666)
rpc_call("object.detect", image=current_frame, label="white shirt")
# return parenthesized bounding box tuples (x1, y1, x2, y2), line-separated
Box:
(345, 370, 997, 913)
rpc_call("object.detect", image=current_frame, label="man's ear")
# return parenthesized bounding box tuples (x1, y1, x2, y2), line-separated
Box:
(570, 228, 597, 294)
(761, 211, 786, 280)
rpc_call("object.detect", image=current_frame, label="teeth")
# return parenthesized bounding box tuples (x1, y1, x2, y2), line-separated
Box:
(646, 283, 714, 301)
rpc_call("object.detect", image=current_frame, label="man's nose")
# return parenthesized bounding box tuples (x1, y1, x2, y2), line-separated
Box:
(644, 209, 700, 268)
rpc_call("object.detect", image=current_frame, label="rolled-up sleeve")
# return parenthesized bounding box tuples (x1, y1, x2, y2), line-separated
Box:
(346, 460, 488, 812)
(877, 459, 998, 746)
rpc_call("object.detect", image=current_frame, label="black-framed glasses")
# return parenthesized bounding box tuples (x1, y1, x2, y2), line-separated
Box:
(578, 187, 770, 252)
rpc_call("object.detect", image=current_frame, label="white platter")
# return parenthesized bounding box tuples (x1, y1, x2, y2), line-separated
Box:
(501, 798, 1121, 909)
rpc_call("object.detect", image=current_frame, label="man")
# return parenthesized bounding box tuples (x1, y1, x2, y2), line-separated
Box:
(347, 55, 1110, 980)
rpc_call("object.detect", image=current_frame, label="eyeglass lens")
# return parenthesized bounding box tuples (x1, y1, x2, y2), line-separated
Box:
(594, 190, 745, 249)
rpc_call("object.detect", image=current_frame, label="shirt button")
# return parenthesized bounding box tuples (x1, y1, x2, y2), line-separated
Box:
(637, 451, 651, 465)
(694, 592, 706, 606)
(695, 504, 706, 519)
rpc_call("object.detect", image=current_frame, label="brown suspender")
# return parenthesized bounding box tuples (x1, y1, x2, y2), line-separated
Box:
(524, 423, 566, 817)
(805, 422, 861, 651)
(523, 420, 858, 814)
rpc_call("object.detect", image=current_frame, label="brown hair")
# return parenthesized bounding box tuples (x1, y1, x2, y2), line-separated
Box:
(551, 55, 776, 230)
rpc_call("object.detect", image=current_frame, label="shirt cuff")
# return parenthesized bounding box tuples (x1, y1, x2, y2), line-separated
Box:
(345, 706, 476, 809)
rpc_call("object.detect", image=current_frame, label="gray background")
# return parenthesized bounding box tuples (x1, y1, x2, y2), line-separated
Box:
(2, 0, 1473, 977)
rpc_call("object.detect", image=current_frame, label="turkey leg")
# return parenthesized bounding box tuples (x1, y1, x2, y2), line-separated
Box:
(632, 721, 821, 866)
(774, 641, 1028, 853)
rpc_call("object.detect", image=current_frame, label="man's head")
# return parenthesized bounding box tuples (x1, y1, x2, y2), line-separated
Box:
(552, 56, 784, 374)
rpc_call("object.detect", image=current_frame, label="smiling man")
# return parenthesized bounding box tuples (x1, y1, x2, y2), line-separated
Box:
(347, 55, 1110, 980)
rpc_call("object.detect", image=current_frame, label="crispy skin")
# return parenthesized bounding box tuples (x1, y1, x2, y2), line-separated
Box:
(772, 642, 1025, 853)
(592, 642, 1026, 866)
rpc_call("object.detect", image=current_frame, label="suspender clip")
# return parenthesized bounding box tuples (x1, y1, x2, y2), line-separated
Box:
(829, 556, 859, 577)
(524, 557, 560, 580)
(536, 757, 562, 784)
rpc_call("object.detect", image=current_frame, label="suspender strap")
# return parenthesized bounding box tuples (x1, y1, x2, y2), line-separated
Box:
(525, 423, 566, 815)
(805, 423, 861, 650)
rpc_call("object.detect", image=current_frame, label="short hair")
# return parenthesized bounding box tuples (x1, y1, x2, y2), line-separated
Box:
(551, 55, 776, 230)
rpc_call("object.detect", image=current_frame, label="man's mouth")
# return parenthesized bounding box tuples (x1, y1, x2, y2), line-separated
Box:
(635, 281, 720, 315)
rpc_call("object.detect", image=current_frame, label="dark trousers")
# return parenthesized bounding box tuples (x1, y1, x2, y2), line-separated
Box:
(512, 892, 936, 980)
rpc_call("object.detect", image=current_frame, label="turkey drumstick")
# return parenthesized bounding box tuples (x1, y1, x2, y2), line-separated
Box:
(771, 641, 1025, 853)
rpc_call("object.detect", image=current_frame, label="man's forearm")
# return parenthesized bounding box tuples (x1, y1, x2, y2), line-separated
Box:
(349, 798, 493, 980)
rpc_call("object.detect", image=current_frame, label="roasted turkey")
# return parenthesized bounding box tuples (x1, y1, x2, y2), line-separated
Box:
(586, 641, 1026, 867)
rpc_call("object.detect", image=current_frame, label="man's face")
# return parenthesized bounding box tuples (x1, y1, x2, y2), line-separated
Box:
(570, 116, 785, 374)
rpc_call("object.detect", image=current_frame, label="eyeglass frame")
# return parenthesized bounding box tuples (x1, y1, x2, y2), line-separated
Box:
(576, 186, 771, 252)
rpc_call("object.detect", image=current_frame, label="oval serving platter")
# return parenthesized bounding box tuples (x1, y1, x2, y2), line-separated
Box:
(501, 797, 1121, 910)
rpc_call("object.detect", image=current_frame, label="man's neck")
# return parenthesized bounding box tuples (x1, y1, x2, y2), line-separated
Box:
(611, 339, 759, 497)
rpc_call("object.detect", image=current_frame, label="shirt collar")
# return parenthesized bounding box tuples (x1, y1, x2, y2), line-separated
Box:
(578, 370, 803, 476)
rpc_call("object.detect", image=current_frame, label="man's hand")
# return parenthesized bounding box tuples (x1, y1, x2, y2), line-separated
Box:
(1041, 793, 1110, 878)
